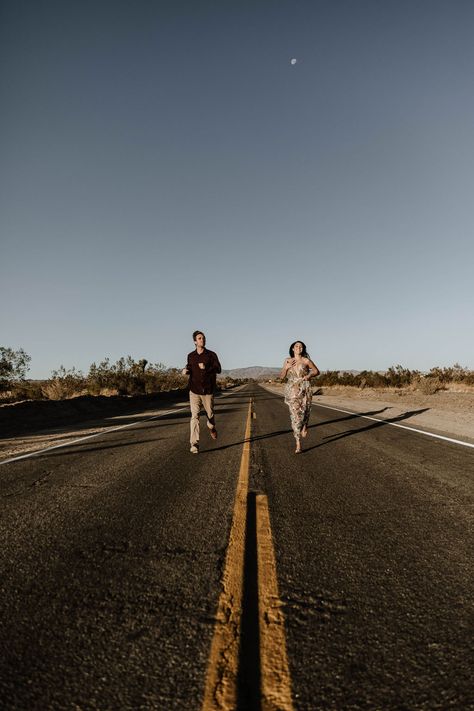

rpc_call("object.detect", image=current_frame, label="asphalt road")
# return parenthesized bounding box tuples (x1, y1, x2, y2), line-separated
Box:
(1, 384, 473, 710)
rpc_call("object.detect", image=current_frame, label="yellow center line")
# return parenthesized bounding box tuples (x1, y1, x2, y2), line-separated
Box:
(256, 494, 294, 711)
(201, 400, 252, 710)
(201, 397, 294, 710)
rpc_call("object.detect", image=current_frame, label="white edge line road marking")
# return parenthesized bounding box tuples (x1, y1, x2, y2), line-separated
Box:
(0, 406, 189, 466)
(313, 402, 474, 450)
(263, 386, 474, 450)
(0, 387, 244, 467)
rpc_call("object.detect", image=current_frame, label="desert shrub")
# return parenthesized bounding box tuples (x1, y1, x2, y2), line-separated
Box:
(464, 371, 474, 386)
(415, 376, 444, 395)
(42, 366, 86, 400)
(8, 381, 45, 401)
(318, 364, 474, 390)
(384, 365, 418, 387)
(219, 377, 237, 389)
(428, 364, 474, 385)
(143, 364, 181, 393)
(357, 370, 388, 388)
(85, 357, 188, 396)
(86, 357, 146, 396)
(341, 372, 355, 386)
(318, 370, 342, 386)
(318, 366, 422, 389)
(0, 346, 31, 392)
(87, 358, 118, 394)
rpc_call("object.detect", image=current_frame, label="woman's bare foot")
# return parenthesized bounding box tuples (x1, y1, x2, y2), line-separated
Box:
(301, 425, 308, 438)
(295, 439, 302, 453)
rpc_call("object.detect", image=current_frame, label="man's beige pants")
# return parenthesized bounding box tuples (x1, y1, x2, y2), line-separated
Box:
(189, 392, 215, 445)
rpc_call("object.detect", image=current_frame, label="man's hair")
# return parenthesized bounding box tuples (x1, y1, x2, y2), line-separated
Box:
(193, 330, 205, 342)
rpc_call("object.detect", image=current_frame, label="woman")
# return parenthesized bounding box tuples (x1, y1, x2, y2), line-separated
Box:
(280, 341, 320, 453)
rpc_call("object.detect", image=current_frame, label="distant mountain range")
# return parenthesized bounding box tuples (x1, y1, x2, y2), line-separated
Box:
(219, 367, 363, 381)
(219, 366, 281, 380)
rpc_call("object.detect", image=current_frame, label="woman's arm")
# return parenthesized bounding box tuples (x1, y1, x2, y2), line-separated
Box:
(279, 358, 292, 379)
(303, 358, 320, 380)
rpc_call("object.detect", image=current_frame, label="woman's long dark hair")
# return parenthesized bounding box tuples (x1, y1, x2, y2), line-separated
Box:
(289, 341, 309, 358)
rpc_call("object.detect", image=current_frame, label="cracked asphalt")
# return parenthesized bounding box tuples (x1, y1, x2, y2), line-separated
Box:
(1, 384, 473, 710)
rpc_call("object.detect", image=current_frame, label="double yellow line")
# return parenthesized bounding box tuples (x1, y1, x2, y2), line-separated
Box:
(201, 400, 294, 711)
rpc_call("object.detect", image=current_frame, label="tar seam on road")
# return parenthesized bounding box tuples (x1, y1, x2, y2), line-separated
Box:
(201, 399, 294, 711)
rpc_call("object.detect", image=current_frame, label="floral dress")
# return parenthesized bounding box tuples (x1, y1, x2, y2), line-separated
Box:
(284, 360, 312, 440)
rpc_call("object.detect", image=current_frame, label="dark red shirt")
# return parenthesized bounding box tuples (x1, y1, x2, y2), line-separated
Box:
(186, 348, 222, 395)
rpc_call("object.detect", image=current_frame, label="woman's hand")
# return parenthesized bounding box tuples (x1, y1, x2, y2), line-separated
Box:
(279, 357, 292, 379)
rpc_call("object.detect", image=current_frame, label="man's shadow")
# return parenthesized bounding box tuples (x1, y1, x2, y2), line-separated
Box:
(206, 406, 422, 453)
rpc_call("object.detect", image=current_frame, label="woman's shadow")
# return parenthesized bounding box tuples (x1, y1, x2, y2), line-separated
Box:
(205, 406, 424, 453)
(301, 407, 431, 453)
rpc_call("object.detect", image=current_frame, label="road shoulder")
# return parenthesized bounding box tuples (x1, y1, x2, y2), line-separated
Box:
(260, 383, 474, 446)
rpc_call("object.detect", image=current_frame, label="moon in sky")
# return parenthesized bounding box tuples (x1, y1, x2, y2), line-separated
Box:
(290, 58, 297, 65)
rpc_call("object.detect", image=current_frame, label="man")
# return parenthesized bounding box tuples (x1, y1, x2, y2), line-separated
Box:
(182, 330, 221, 454)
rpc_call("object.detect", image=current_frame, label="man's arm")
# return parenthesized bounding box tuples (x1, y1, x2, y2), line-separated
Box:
(182, 353, 193, 376)
(210, 351, 221, 374)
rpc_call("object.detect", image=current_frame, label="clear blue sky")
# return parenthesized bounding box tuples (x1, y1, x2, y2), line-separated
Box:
(1, 0, 473, 378)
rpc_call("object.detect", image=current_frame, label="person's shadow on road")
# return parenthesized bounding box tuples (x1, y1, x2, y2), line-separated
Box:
(301, 407, 431, 453)
(205, 407, 421, 453)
